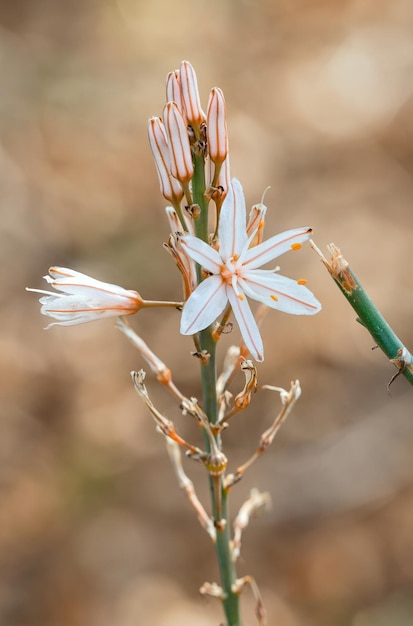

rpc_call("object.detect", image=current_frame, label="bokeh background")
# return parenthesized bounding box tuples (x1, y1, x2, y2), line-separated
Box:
(2, 0, 413, 624)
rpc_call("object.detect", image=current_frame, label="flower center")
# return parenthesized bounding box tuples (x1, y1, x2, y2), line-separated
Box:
(220, 256, 242, 285)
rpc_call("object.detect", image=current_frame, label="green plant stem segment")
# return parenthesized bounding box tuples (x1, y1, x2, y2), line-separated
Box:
(215, 489, 241, 626)
(192, 153, 209, 242)
(192, 154, 241, 625)
(199, 330, 241, 626)
(320, 244, 413, 387)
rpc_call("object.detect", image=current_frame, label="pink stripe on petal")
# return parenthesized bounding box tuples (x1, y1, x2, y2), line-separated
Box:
(218, 178, 248, 261)
(243, 227, 312, 269)
(241, 272, 321, 314)
(180, 235, 222, 274)
(227, 288, 263, 361)
(180, 275, 227, 335)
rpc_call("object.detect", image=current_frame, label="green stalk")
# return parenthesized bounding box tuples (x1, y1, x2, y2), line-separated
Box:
(314, 242, 413, 387)
(192, 153, 241, 625)
(192, 153, 209, 242)
(199, 329, 241, 626)
(215, 489, 241, 625)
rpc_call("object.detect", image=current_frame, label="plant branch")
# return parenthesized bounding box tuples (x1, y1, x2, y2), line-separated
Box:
(311, 241, 413, 388)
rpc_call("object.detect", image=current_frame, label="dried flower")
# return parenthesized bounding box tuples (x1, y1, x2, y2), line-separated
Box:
(180, 179, 321, 361)
(27, 267, 143, 327)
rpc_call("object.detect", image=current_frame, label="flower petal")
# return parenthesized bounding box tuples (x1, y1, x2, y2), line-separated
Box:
(242, 227, 312, 269)
(226, 287, 264, 361)
(39, 296, 120, 327)
(180, 275, 227, 335)
(180, 235, 222, 274)
(218, 178, 248, 261)
(44, 268, 141, 300)
(241, 271, 322, 314)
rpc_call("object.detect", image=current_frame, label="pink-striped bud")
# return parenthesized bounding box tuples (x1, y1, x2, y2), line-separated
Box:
(179, 60, 206, 130)
(207, 87, 228, 164)
(163, 102, 194, 183)
(166, 70, 184, 117)
(148, 117, 184, 204)
(27, 267, 143, 328)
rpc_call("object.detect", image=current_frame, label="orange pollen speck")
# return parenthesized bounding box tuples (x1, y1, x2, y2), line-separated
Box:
(297, 278, 308, 285)
(258, 220, 264, 230)
(233, 254, 239, 261)
(291, 243, 302, 251)
(237, 294, 244, 300)
(270, 294, 278, 301)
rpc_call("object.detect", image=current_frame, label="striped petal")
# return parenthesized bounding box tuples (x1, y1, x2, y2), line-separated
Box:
(180, 235, 222, 274)
(180, 275, 227, 335)
(226, 287, 264, 361)
(242, 227, 312, 269)
(241, 271, 321, 314)
(218, 178, 248, 261)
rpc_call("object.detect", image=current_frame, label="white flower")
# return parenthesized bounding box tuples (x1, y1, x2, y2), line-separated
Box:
(180, 179, 321, 361)
(27, 267, 143, 328)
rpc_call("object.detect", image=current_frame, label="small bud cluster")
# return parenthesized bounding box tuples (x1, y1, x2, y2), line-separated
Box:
(149, 61, 320, 362)
(148, 60, 230, 220)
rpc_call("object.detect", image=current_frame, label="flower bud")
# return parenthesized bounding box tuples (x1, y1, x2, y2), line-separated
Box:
(179, 60, 206, 130)
(163, 102, 194, 183)
(148, 116, 184, 204)
(166, 70, 184, 117)
(207, 87, 228, 164)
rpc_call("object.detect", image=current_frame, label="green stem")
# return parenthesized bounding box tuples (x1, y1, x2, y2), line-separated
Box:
(319, 244, 413, 387)
(191, 151, 241, 625)
(215, 490, 241, 625)
(199, 329, 241, 626)
(192, 153, 209, 242)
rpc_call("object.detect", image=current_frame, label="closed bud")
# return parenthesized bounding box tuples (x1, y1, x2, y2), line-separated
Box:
(166, 70, 184, 117)
(179, 60, 206, 131)
(163, 102, 194, 183)
(148, 116, 184, 204)
(207, 87, 228, 164)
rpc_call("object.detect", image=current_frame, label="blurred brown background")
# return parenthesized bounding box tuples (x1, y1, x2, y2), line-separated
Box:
(2, 0, 413, 624)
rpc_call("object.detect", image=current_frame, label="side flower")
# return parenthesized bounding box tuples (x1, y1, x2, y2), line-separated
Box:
(27, 267, 144, 328)
(180, 179, 321, 361)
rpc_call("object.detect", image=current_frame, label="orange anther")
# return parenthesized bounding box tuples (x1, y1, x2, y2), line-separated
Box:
(270, 294, 278, 301)
(237, 294, 244, 300)
(291, 243, 302, 251)
(297, 278, 308, 285)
